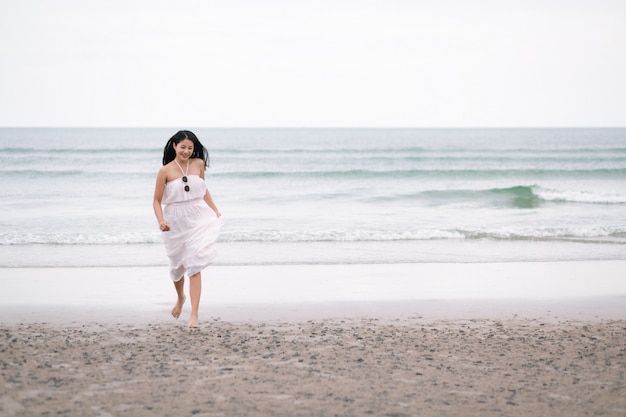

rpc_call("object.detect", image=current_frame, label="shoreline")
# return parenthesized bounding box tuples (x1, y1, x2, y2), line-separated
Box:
(2, 239, 625, 268)
(1, 260, 625, 324)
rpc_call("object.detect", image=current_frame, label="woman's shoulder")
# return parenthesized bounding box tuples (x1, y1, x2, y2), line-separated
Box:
(190, 158, 206, 171)
(191, 157, 205, 166)
(158, 162, 174, 174)
(157, 162, 179, 183)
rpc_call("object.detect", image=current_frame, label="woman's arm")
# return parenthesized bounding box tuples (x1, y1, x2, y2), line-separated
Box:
(204, 189, 221, 218)
(153, 168, 170, 231)
(197, 159, 221, 218)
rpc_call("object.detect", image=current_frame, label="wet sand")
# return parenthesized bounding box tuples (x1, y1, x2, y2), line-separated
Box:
(1, 261, 626, 323)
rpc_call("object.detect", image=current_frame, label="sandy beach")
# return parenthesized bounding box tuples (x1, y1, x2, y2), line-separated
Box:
(2, 318, 625, 417)
(1, 261, 625, 416)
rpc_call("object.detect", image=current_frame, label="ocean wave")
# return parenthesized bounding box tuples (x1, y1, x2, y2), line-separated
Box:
(0, 147, 160, 154)
(3, 166, 625, 185)
(4, 227, 624, 246)
(217, 228, 626, 243)
(180, 144, 626, 155)
(532, 187, 626, 204)
(4, 144, 625, 157)
(0, 168, 157, 178)
(210, 168, 626, 180)
(370, 185, 626, 207)
(0, 232, 163, 246)
(211, 146, 430, 155)
(491, 185, 626, 205)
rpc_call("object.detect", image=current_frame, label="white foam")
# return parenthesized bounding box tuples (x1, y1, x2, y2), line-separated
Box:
(534, 186, 626, 204)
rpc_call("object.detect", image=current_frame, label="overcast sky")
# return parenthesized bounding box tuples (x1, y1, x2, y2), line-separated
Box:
(1, 0, 625, 127)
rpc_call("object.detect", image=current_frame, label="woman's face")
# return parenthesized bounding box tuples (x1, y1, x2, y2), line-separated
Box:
(174, 139, 194, 160)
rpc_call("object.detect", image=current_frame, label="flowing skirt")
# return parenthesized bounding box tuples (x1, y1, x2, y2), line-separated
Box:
(162, 198, 223, 281)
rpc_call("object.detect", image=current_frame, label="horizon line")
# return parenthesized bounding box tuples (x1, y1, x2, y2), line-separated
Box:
(1, 125, 625, 130)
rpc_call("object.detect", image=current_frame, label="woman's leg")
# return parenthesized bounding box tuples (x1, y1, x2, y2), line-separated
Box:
(171, 276, 186, 319)
(188, 272, 202, 328)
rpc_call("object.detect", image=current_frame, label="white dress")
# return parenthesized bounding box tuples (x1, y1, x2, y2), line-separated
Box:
(161, 167, 223, 281)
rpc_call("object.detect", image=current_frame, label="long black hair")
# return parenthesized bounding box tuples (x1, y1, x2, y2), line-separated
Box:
(162, 130, 209, 168)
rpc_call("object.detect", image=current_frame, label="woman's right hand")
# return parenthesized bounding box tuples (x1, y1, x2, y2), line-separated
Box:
(159, 221, 170, 232)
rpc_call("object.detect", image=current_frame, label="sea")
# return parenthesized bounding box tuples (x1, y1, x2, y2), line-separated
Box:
(1, 128, 625, 268)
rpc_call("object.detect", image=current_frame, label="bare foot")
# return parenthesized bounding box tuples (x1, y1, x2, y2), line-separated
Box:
(171, 295, 186, 319)
(188, 314, 199, 329)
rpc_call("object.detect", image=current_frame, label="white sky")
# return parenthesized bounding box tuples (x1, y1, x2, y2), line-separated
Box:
(1, 0, 625, 127)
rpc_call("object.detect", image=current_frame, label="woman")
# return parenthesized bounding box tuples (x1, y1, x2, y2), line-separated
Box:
(153, 130, 223, 329)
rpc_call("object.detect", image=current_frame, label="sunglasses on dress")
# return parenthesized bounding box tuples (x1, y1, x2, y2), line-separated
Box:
(182, 176, 190, 192)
